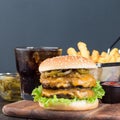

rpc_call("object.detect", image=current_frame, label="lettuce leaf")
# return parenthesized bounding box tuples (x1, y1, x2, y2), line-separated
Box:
(92, 80, 105, 99)
(32, 81, 105, 107)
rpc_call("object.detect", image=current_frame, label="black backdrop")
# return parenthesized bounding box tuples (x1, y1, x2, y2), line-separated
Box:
(0, 0, 120, 72)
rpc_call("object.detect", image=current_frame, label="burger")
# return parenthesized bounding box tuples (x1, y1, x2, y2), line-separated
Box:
(32, 55, 105, 110)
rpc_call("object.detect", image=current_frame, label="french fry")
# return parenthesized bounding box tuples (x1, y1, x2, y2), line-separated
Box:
(98, 57, 106, 63)
(67, 47, 77, 56)
(77, 41, 90, 58)
(108, 55, 116, 62)
(101, 51, 107, 58)
(116, 56, 120, 62)
(91, 50, 100, 63)
(104, 54, 110, 63)
(77, 41, 87, 49)
(109, 48, 119, 56)
(67, 41, 120, 63)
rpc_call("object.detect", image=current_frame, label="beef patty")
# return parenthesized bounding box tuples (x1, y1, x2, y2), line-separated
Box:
(42, 87, 95, 99)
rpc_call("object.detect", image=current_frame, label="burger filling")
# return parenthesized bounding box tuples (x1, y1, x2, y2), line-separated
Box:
(40, 69, 96, 99)
(32, 69, 105, 107)
(40, 69, 96, 88)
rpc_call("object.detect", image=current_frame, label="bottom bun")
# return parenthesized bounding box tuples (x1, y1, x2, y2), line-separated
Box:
(39, 99, 99, 111)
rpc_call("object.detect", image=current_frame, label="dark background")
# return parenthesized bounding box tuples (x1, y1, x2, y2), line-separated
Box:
(0, 0, 120, 72)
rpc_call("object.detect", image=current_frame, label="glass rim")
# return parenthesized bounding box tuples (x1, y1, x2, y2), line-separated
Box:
(0, 73, 18, 76)
(14, 46, 62, 51)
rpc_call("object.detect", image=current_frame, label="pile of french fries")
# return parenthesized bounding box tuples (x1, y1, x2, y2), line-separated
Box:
(67, 41, 120, 63)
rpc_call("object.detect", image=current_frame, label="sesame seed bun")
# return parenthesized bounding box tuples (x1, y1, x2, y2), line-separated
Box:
(39, 55, 97, 72)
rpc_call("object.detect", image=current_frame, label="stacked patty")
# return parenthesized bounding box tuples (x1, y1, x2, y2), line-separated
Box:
(40, 69, 96, 99)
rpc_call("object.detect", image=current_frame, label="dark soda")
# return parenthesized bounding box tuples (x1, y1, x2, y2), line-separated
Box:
(15, 47, 62, 100)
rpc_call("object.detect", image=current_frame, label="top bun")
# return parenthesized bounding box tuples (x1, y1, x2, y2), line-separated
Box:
(39, 55, 97, 72)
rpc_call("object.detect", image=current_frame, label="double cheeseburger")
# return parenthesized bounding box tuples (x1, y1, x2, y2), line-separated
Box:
(32, 56, 105, 110)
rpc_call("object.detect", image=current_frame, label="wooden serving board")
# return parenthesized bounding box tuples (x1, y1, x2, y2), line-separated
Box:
(2, 100, 120, 120)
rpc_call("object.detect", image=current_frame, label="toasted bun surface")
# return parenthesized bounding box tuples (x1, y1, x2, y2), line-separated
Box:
(39, 55, 97, 72)
(39, 99, 98, 111)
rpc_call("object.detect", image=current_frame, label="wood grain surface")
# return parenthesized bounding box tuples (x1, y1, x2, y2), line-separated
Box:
(2, 100, 120, 120)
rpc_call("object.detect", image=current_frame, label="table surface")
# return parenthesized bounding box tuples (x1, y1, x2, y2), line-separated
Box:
(1, 97, 120, 120)
(0, 98, 31, 120)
